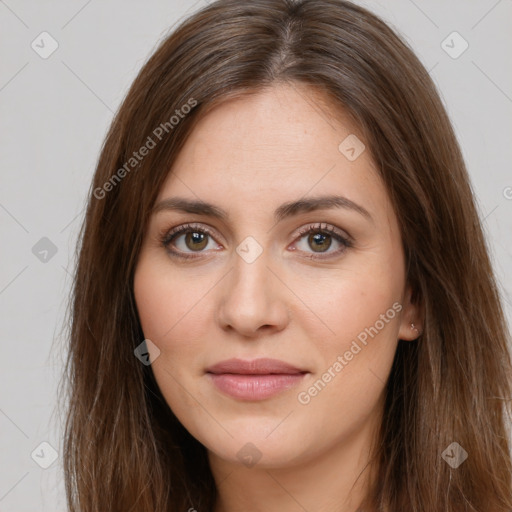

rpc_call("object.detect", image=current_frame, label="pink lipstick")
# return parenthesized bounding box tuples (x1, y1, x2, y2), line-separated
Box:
(206, 358, 308, 401)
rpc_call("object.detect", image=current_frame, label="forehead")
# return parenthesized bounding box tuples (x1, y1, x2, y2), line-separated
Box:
(157, 83, 386, 217)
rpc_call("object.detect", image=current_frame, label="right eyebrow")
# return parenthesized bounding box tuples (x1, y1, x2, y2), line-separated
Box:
(152, 197, 229, 220)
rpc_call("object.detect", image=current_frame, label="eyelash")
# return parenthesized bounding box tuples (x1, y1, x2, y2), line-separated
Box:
(159, 222, 353, 261)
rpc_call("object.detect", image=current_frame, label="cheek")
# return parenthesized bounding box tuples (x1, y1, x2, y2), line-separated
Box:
(290, 271, 401, 448)
(295, 257, 403, 353)
(290, 249, 403, 421)
(133, 255, 218, 380)
(135, 255, 204, 343)
(133, 257, 212, 423)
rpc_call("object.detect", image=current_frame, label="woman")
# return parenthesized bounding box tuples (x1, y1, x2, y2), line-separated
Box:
(62, 0, 512, 510)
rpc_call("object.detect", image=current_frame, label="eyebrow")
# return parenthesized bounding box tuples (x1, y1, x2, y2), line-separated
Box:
(152, 194, 373, 223)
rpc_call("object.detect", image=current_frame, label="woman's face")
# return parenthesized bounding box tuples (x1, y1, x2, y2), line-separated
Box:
(134, 83, 420, 470)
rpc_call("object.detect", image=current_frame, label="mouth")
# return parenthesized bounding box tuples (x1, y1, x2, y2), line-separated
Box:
(205, 358, 309, 401)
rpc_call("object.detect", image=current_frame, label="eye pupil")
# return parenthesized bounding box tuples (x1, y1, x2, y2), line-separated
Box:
(185, 231, 208, 251)
(308, 232, 332, 252)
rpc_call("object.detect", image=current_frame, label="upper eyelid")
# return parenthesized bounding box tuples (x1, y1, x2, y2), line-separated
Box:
(161, 223, 220, 246)
(295, 222, 351, 240)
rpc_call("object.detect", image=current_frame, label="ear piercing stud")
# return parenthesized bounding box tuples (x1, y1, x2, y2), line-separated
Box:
(411, 323, 421, 336)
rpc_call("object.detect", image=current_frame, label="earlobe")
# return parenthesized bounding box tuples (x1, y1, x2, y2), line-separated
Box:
(409, 322, 423, 339)
(398, 285, 424, 341)
(398, 321, 423, 342)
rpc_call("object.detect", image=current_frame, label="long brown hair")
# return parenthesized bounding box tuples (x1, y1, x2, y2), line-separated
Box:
(60, 0, 512, 510)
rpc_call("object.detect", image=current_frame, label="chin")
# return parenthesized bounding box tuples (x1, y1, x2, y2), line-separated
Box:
(208, 439, 310, 470)
(194, 420, 317, 470)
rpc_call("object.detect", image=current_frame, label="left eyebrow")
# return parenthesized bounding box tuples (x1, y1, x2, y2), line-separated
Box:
(152, 194, 373, 223)
(274, 195, 373, 223)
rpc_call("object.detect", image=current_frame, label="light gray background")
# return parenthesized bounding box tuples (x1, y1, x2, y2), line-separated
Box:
(1, 0, 511, 510)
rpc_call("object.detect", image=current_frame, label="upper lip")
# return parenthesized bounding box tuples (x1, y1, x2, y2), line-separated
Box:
(206, 358, 308, 375)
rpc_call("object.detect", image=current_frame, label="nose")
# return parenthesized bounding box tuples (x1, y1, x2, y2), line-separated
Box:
(216, 249, 290, 338)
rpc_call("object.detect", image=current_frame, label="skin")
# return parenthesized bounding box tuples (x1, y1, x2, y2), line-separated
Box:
(133, 82, 422, 512)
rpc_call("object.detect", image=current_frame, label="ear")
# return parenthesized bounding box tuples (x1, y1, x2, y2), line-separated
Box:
(397, 284, 423, 341)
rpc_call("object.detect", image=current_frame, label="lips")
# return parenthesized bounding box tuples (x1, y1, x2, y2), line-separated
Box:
(206, 358, 307, 375)
(205, 358, 309, 401)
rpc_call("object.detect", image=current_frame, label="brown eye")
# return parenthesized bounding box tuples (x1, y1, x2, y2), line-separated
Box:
(184, 231, 209, 251)
(308, 232, 332, 252)
(293, 223, 352, 259)
(161, 223, 221, 260)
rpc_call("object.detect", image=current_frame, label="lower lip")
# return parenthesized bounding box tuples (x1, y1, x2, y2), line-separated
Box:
(207, 373, 307, 400)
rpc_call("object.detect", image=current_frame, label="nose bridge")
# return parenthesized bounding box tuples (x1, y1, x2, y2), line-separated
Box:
(233, 243, 270, 293)
(216, 237, 289, 335)
(230, 231, 272, 288)
(230, 240, 274, 309)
